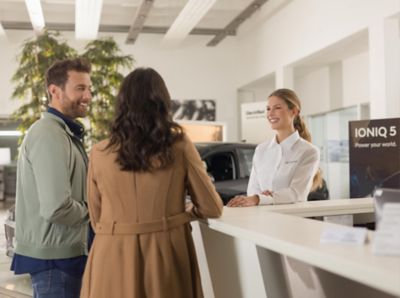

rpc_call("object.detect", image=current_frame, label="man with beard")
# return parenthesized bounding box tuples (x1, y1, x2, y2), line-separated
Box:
(11, 58, 92, 298)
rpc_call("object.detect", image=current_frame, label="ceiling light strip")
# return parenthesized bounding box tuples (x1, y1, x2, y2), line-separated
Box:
(75, 0, 103, 40)
(0, 131, 22, 137)
(24, 0, 45, 34)
(163, 0, 217, 44)
(0, 22, 5, 36)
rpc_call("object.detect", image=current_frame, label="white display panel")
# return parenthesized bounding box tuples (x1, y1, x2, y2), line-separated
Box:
(240, 101, 274, 144)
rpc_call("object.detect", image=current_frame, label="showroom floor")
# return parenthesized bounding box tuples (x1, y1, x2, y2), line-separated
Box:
(0, 199, 32, 298)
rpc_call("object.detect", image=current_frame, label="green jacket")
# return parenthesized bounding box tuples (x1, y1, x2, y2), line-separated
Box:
(15, 112, 89, 259)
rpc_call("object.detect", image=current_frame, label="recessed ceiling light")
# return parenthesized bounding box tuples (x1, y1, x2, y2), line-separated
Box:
(75, 0, 104, 40)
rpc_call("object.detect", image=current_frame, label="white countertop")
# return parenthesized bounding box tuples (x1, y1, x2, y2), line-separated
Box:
(204, 198, 400, 297)
(219, 198, 374, 218)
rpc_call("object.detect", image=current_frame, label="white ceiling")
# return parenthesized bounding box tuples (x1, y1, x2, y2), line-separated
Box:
(0, 0, 270, 45)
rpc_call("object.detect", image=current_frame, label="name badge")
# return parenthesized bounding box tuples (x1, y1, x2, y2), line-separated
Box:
(285, 160, 298, 164)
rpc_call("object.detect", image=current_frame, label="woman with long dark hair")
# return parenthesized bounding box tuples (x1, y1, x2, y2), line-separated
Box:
(227, 88, 321, 207)
(80, 67, 223, 298)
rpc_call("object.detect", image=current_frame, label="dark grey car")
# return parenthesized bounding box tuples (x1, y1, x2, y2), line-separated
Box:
(196, 142, 256, 205)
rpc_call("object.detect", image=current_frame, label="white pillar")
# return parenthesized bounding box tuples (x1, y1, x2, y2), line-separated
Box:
(275, 66, 294, 90)
(329, 62, 343, 110)
(368, 17, 400, 119)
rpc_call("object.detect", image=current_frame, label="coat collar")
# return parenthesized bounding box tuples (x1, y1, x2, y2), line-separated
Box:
(45, 108, 85, 139)
(42, 112, 75, 138)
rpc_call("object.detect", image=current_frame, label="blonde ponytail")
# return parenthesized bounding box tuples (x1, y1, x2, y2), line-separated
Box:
(294, 115, 311, 142)
(311, 168, 323, 192)
(295, 115, 323, 191)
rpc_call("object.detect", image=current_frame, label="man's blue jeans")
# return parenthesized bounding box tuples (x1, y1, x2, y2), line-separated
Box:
(30, 269, 82, 298)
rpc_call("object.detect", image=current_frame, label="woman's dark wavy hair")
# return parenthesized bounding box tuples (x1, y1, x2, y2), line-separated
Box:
(106, 67, 183, 171)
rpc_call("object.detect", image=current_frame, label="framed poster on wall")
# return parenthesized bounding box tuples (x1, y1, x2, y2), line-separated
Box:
(171, 99, 216, 121)
(349, 118, 400, 198)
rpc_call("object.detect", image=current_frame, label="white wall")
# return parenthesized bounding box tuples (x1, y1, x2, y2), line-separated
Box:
(293, 50, 372, 117)
(0, 31, 241, 141)
(236, 0, 399, 88)
(342, 51, 370, 107)
(295, 67, 330, 116)
(0, 33, 26, 117)
(241, 79, 276, 104)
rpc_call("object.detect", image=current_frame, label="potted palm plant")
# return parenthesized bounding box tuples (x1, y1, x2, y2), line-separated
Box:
(11, 30, 76, 138)
(12, 31, 134, 145)
(82, 38, 134, 143)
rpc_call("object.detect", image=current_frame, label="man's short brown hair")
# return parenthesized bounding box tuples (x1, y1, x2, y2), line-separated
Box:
(45, 58, 91, 89)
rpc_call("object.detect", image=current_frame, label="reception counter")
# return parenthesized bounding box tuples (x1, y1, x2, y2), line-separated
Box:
(2, 198, 399, 298)
(193, 198, 400, 298)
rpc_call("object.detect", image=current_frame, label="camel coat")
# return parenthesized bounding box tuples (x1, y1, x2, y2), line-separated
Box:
(80, 136, 223, 298)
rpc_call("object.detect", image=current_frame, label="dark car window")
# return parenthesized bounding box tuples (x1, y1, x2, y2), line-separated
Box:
(205, 153, 235, 182)
(237, 148, 255, 178)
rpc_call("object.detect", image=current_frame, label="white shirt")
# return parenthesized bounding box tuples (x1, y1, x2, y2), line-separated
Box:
(247, 131, 320, 205)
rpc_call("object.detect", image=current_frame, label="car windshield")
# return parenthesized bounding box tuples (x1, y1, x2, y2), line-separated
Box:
(237, 148, 255, 178)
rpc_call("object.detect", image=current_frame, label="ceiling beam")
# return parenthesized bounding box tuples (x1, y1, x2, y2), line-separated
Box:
(125, 0, 154, 44)
(1, 21, 236, 37)
(207, 0, 269, 47)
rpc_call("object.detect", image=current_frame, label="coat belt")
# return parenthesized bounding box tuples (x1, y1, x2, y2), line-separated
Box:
(94, 212, 191, 235)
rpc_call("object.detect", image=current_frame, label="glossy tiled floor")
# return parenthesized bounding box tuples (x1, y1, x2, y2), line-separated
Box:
(0, 199, 32, 298)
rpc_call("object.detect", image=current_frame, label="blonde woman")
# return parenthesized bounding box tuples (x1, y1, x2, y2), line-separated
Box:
(227, 88, 320, 207)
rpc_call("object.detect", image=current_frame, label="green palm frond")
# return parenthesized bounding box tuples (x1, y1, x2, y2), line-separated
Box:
(82, 37, 134, 144)
(12, 30, 76, 141)
(12, 32, 134, 149)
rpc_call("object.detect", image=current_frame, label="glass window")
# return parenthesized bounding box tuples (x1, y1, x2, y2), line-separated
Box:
(205, 153, 235, 182)
(237, 148, 255, 178)
(0, 118, 20, 160)
(308, 105, 359, 198)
